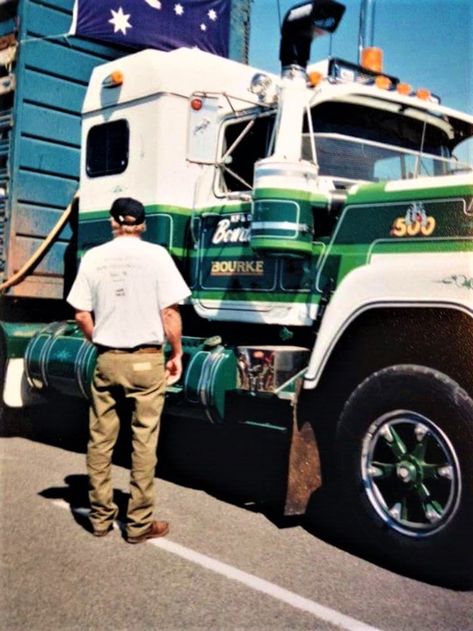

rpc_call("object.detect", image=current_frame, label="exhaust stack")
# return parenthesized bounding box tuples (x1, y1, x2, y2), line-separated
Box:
(279, 0, 346, 72)
(250, 1, 346, 260)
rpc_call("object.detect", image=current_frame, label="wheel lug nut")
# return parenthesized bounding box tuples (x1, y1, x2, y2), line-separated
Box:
(397, 465, 411, 482)
(438, 466, 453, 480)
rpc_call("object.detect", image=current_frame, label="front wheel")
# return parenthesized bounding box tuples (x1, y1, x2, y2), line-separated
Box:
(336, 365, 473, 588)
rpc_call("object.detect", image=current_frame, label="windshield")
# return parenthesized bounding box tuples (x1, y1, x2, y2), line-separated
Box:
(303, 101, 473, 184)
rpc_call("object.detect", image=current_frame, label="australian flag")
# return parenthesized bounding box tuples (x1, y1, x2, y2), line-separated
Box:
(69, 0, 231, 57)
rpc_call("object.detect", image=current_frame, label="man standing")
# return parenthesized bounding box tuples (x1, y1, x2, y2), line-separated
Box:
(67, 197, 191, 543)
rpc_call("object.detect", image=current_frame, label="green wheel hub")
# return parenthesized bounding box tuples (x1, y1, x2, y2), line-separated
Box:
(361, 410, 461, 537)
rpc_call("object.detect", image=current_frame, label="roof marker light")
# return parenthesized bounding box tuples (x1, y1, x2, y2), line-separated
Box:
(308, 71, 323, 87)
(102, 70, 123, 88)
(361, 47, 383, 73)
(397, 82, 412, 96)
(416, 88, 431, 100)
(375, 75, 392, 90)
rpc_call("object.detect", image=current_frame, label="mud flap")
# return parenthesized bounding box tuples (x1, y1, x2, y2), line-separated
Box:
(284, 380, 321, 516)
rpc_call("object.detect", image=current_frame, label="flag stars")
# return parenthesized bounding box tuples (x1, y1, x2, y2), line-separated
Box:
(109, 7, 132, 35)
(76, 0, 228, 56)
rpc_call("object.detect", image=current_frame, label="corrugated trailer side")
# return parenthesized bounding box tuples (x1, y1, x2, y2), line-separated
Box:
(0, 0, 251, 304)
(1, 0, 131, 301)
(0, 0, 18, 294)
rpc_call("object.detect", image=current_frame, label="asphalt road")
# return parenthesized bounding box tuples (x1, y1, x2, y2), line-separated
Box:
(1, 404, 473, 631)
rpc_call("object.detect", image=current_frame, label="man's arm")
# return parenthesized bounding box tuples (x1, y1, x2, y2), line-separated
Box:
(75, 310, 94, 342)
(161, 304, 183, 384)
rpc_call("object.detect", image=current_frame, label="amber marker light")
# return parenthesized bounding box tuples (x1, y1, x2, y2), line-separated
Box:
(416, 88, 431, 100)
(397, 82, 412, 96)
(375, 75, 392, 90)
(102, 70, 124, 88)
(361, 47, 383, 73)
(191, 97, 203, 111)
(308, 71, 323, 87)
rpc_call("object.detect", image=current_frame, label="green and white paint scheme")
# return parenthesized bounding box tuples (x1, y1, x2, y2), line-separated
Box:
(78, 45, 473, 344)
(5, 0, 473, 588)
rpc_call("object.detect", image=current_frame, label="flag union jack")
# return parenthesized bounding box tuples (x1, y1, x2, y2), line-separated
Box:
(70, 0, 231, 57)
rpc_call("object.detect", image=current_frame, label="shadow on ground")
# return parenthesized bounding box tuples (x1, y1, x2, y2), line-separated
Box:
(38, 473, 130, 538)
(2, 400, 471, 590)
(0, 398, 292, 511)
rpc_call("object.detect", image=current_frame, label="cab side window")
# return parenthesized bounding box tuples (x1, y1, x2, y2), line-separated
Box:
(219, 113, 275, 193)
(86, 119, 129, 177)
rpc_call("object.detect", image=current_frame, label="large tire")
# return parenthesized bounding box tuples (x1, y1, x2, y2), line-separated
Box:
(336, 364, 473, 588)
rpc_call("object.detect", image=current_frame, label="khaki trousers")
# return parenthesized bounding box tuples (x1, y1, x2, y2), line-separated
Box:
(87, 350, 165, 537)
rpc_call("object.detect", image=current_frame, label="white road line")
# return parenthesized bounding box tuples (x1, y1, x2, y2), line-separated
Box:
(52, 499, 382, 631)
(152, 538, 382, 631)
(53, 499, 75, 509)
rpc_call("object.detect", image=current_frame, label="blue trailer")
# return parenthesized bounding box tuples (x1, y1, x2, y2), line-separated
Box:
(0, 0, 250, 303)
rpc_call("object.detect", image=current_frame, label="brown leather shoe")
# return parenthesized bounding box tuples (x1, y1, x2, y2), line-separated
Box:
(127, 520, 170, 544)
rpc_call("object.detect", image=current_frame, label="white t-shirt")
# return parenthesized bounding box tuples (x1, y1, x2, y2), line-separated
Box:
(67, 236, 191, 347)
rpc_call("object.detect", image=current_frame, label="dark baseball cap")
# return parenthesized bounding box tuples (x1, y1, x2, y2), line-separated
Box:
(110, 197, 145, 225)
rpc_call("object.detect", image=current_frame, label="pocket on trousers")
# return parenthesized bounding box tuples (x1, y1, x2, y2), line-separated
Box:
(129, 355, 164, 389)
(132, 361, 153, 372)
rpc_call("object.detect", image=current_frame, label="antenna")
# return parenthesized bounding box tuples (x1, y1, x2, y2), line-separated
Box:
(358, 0, 377, 63)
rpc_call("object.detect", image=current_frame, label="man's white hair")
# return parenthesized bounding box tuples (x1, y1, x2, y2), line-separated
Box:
(110, 218, 146, 237)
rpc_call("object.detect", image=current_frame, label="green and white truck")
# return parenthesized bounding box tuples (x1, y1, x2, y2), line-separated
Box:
(1, 0, 472, 586)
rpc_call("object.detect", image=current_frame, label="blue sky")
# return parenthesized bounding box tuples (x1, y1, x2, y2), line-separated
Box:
(249, 0, 472, 159)
(249, 0, 472, 112)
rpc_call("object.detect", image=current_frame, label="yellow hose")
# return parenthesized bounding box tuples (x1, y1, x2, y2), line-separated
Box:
(0, 192, 79, 293)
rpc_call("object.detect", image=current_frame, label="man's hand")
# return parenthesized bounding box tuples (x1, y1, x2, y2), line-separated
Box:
(161, 304, 183, 385)
(74, 310, 94, 342)
(165, 354, 183, 385)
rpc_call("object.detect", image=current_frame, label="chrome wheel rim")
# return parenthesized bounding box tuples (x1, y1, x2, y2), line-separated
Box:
(361, 410, 461, 537)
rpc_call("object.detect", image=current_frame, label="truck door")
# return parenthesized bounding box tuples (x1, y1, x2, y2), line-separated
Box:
(192, 109, 317, 325)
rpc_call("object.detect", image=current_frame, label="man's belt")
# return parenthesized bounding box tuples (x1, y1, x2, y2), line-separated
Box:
(96, 344, 162, 354)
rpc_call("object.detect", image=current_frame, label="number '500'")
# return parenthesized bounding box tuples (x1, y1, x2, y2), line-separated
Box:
(391, 216, 436, 237)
